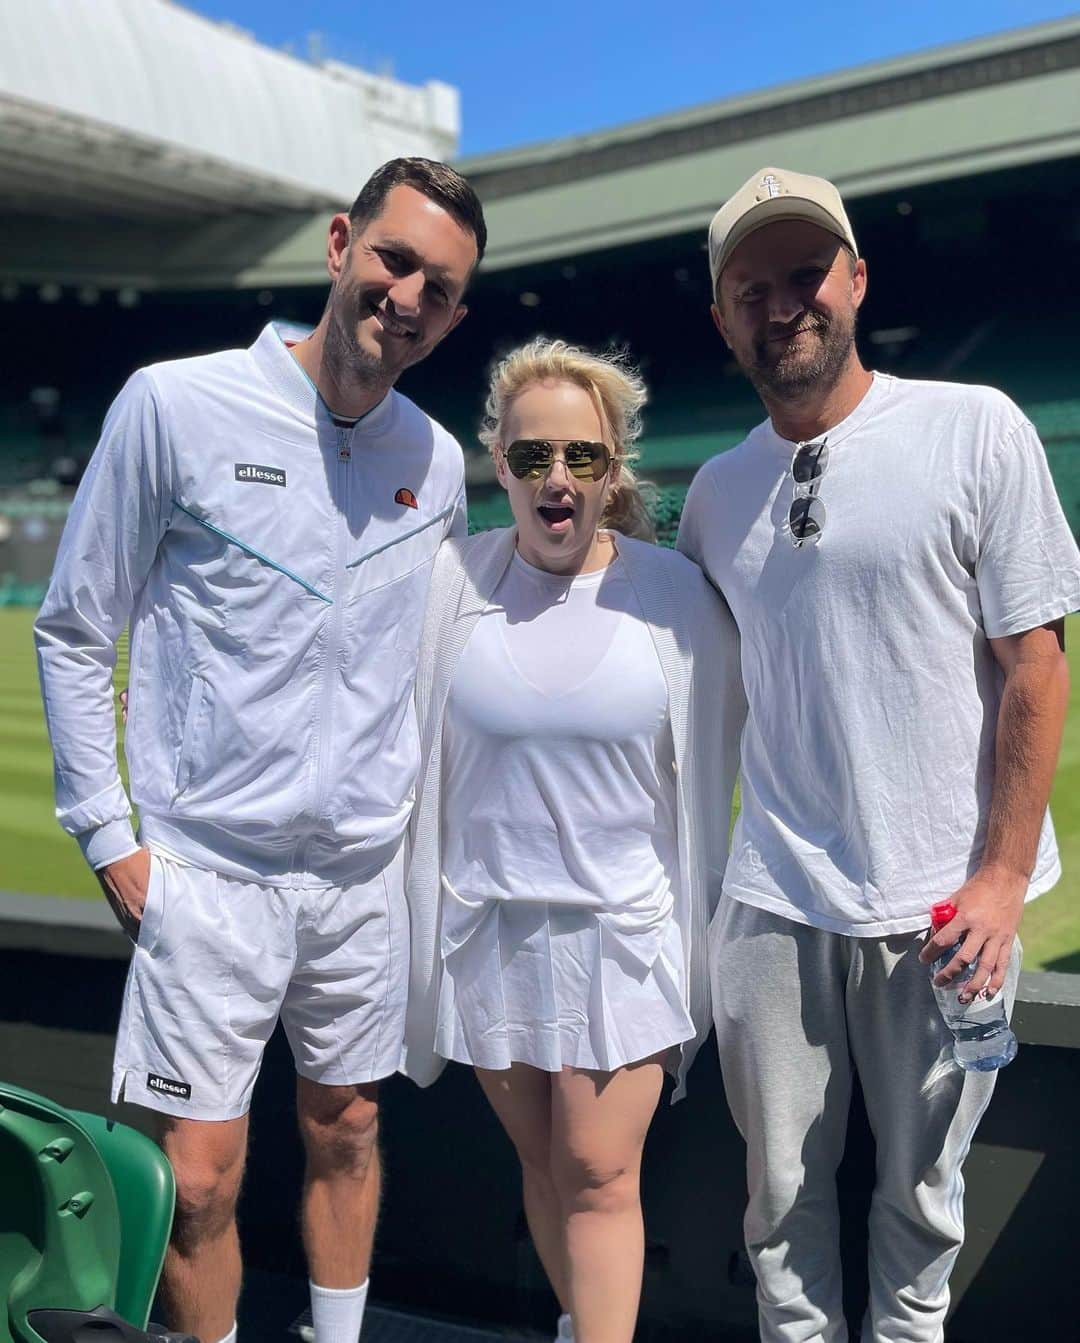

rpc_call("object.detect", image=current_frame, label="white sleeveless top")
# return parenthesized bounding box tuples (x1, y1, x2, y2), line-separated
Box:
(441, 551, 679, 966)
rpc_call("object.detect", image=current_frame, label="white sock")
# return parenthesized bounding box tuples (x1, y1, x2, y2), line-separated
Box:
(556, 1312, 575, 1342)
(211, 1328, 237, 1343)
(309, 1278, 370, 1343)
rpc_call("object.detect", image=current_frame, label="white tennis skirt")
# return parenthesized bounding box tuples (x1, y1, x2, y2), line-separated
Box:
(435, 899, 694, 1073)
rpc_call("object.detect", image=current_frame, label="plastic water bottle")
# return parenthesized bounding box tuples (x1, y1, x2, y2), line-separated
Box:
(929, 901, 1018, 1072)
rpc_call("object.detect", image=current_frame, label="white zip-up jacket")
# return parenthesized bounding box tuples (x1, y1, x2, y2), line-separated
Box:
(35, 323, 466, 885)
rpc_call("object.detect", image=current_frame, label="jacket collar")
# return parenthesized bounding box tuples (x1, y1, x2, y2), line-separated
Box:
(249, 322, 397, 436)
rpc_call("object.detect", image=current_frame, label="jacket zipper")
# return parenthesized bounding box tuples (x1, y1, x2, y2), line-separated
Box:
(303, 425, 352, 866)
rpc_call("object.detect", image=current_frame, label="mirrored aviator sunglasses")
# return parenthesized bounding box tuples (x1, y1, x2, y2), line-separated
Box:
(788, 438, 829, 548)
(504, 439, 612, 482)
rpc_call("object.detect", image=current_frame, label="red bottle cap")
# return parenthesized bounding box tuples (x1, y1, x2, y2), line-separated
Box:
(930, 900, 957, 930)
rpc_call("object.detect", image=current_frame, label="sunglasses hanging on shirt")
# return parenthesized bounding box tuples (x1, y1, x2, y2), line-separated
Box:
(788, 438, 829, 547)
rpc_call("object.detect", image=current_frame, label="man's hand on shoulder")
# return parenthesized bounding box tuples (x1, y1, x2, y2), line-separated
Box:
(918, 863, 1027, 1003)
(97, 847, 152, 940)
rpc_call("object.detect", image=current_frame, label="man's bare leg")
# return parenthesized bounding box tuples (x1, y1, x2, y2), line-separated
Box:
(298, 1077, 382, 1287)
(156, 1113, 249, 1342)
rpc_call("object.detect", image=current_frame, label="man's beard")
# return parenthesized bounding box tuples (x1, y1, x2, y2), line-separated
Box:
(741, 307, 856, 402)
(322, 278, 389, 393)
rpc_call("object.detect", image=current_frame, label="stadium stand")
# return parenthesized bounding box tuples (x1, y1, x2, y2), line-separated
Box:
(2, 12, 1080, 1342)
(1, 0, 458, 254)
(0, 0, 463, 602)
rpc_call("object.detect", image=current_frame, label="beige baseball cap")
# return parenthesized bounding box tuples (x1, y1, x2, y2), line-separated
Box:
(708, 166, 857, 292)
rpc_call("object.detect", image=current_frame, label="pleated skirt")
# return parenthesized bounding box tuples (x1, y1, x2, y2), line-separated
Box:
(435, 899, 694, 1073)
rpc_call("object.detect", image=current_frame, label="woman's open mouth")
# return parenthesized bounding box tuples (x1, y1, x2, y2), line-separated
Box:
(537, 503, 575, 532)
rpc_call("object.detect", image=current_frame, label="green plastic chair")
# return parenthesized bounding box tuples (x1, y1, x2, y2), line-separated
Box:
(68, 1109, 175, 1327)
(0, 1083, 184, 1343)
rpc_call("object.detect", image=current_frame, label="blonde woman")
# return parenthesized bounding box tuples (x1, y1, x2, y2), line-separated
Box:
(403, 339, 744, 1343)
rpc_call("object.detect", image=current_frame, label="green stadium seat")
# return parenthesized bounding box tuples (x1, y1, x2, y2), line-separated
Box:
(467, 491, 513, 533)
(648, 484, 690, 548)
(0, 1083, 191, 1343)
(67, 1110, 174, 1329)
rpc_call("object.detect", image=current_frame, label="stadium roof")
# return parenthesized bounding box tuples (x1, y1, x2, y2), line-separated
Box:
(3, 13, 1078, 291)
(0, 0, 458, 221)
(463, 14, 1080, 271)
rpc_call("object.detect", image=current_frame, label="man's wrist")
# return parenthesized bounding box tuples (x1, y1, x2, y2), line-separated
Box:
(970, 860, 1030, 912)
(975, 858, 1031, 886)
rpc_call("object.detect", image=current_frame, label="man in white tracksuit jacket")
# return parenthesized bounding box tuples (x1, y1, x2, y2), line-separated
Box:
(35, 158, 486, 1343)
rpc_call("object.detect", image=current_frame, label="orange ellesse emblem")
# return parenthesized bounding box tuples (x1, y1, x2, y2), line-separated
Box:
(394, 487, 418, 509)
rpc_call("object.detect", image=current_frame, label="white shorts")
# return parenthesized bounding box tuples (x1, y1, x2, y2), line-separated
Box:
(112, 847, 408, 1120)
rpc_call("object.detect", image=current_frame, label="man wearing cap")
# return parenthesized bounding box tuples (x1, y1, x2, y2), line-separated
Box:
(677, 167, 1080, 1340)
(35, 158, 485, 1343)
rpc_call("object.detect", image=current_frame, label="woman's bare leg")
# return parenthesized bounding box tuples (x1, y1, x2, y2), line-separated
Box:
(475, 1062, 570, 1311)
(550, 1055, 665, 1343)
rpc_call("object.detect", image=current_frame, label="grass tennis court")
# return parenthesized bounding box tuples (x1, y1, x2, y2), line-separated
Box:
(2, 607, 1078, 973)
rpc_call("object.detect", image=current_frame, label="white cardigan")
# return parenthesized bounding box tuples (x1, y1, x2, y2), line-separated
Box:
(401, 527, 745, 1100)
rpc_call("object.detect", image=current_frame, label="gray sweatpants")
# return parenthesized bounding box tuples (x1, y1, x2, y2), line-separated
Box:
(711, 897, 1021, 1343)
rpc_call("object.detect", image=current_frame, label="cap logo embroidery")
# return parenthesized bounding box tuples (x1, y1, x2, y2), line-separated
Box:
(394, 487, 419, 509)
(761, 174, 783, 198)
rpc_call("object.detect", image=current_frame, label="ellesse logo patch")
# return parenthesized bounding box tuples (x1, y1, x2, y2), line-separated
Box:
(394, 487, 418, 509)
(147, 1072, 191, 1100)
(235, 463, 286, 487)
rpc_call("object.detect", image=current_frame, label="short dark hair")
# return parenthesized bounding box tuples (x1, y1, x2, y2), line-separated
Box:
(348, 157, 487, 266)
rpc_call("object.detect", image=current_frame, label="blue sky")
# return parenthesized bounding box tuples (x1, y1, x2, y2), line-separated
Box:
(186, 0, 1077, 157)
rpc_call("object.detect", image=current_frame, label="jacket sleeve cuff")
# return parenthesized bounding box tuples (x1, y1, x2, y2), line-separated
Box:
(78, 818, 140, 871)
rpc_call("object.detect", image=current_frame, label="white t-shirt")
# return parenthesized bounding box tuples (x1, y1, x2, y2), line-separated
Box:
(678, 372, 1080, 936)
(441, 552, 679, 952)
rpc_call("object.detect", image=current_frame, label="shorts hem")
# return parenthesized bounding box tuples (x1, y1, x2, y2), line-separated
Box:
(112, 1067, 251, 1122)
(294, 1059, 398, 1087)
